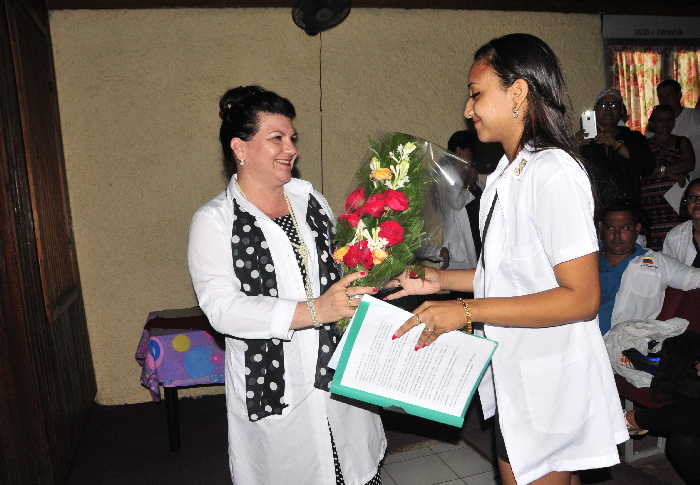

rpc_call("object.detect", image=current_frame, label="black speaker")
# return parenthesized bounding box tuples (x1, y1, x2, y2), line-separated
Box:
(292, 0, 351, 36)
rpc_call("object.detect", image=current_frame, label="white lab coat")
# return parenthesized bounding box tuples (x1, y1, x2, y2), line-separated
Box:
(662, 220, 697, 266)
(434, 183, 479, 269)
(188, 177, 385, 485)
(611, 247, 700, 327)
(474, 147, 628, 484)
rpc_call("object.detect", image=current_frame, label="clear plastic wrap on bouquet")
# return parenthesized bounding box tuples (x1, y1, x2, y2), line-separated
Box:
(333, 133, 471, 326)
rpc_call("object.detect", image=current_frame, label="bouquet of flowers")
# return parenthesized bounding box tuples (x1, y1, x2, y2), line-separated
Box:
(333, 132, 471, 330)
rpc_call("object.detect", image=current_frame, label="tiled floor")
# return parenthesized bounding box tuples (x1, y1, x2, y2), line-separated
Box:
(381, 436, 497, 485)
(379, 406, 687, 485)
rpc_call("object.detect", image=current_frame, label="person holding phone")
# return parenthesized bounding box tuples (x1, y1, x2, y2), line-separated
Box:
(577, 88, 655, 211)
(387, 34, 627, 485)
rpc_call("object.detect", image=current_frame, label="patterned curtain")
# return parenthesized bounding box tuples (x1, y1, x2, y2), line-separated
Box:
(672, 49, 700, 108)
(609, 48, 663, 133)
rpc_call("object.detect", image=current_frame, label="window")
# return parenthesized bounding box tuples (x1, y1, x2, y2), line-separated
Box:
(606, 43, 700, 132)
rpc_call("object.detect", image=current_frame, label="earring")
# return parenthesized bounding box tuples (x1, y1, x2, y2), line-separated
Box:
(239, 159, 246, 167)
(512, 105, 520, 119)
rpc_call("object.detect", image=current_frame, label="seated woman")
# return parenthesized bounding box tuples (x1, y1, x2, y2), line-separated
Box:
(663, 178, 700, 267)
(641, 105, 696, 250)
(188, 86, 385, 485)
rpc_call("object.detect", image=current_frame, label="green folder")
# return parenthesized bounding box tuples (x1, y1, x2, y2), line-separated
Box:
(331, 299, 498, 427)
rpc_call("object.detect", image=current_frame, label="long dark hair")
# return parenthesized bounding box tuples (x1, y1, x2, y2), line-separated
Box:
(218, 85, 296, 179)
(680, 178, 700, 220)
(474, 33, 578, 161)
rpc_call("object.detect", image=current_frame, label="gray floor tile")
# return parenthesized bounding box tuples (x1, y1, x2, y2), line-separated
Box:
(384, 446, 436, 464)
(438, 446, 494, 478)
(384, 454, 459, 485)
(463, 470, 499, 485)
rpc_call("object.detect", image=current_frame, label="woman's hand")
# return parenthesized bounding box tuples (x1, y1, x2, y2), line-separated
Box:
(575, 129, 591, 147)
(594, 132, 617, 147)
(315, 271, 377, 323)
(392, 300, 470, 349)
(383, 267, 443, 301)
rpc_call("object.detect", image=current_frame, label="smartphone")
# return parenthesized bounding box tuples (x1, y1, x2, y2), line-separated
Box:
(581, 110, 597, 139)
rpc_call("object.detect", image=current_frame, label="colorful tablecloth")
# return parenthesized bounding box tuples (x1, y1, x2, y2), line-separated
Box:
(135, 308, 225, 401)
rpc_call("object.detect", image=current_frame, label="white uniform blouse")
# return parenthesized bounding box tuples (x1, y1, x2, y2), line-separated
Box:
(188, 177, 386, 485)
(435, 183, 479, 269)
(474, 147, 628, 484)
(663, 220, 697, 266)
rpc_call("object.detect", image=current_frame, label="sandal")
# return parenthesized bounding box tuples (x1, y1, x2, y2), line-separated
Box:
(624, 410, 649, 437)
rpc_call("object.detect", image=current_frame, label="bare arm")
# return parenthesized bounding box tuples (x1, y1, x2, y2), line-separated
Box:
(394, 252, 600, 348)
(383, 267, 475, 300)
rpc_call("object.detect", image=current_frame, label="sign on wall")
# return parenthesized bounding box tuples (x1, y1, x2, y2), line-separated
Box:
(603, 15, 700, 39)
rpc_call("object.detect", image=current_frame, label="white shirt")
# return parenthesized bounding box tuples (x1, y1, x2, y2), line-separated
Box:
(474, 147, 628, 484)
(663, 219, 697, 266)
(188, 177, 385, 485)
(673, 107, 700, 180)
(433, 183, 479, 269)
(611, 248, 700, 327)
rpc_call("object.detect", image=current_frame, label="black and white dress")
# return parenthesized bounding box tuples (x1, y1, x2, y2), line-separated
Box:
(188, 177, 386, 485)
(273, 212, 382, 485)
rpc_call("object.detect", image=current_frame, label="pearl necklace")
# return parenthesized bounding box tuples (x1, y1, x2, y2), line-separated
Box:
(236, 182, 319, 326)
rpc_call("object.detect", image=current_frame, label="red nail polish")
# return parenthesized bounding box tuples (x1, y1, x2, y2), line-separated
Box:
(414, 345, 421, 351)
(391, 334, 398, 340)
(360, 271, 367, 276)
(372, 287, 378, 292)
(408, 272, 418, 278)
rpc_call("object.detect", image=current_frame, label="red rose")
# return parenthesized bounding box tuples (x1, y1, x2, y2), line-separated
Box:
(384, 189, 409, 211)
(359, 193, 386, 218)
(343, 240, 374, 270)
(339, 211, 361, 228)
(344, 186, 366, 212)
(378, 220, 404, 246)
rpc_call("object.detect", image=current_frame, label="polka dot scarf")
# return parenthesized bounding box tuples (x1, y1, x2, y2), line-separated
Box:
(231, 194, 341, 422)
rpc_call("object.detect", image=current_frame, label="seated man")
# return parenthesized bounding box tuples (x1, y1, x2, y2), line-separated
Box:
(598, 203, 700, 336)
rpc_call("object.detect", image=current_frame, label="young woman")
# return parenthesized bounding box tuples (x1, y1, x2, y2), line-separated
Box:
(663, 178, 700, 267)
(188, 86, 385, 485)
(388, 34, 628, 485)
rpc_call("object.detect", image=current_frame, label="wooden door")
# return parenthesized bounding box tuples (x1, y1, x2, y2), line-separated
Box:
(0, 0, 96, 483)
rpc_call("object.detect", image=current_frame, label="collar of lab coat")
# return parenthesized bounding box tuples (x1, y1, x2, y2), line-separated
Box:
(479, 146, 536, 289)
(226, 175, 313, 222)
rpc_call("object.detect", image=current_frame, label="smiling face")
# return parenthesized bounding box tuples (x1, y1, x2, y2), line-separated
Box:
(464, 60, 526, 157)
(232, 112, 298, 187)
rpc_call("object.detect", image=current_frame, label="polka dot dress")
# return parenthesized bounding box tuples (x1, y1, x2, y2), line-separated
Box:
(273, 214, 307, 282)
(328, 421, 382, 485)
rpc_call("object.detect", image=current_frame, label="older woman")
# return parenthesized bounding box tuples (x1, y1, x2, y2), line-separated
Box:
(663, 178, 700, 267)
(188, 86, 385, 485)
(579, 88, 655, 210)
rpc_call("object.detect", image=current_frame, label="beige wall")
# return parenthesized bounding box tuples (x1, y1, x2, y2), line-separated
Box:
(50, 8, 605, 404)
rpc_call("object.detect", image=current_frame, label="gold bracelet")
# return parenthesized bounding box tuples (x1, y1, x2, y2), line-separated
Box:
(456, 298, 473, 334)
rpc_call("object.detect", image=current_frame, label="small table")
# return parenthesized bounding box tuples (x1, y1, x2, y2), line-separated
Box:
(135, 307, 225, 451)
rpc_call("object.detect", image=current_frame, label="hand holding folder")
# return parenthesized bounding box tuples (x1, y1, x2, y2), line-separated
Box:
(329, 295, 497, 427)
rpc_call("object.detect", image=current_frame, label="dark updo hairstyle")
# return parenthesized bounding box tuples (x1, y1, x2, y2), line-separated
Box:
(473, 33, 578, 161)
(680, 178, 700, 220)
(218, 85, 296, 179)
